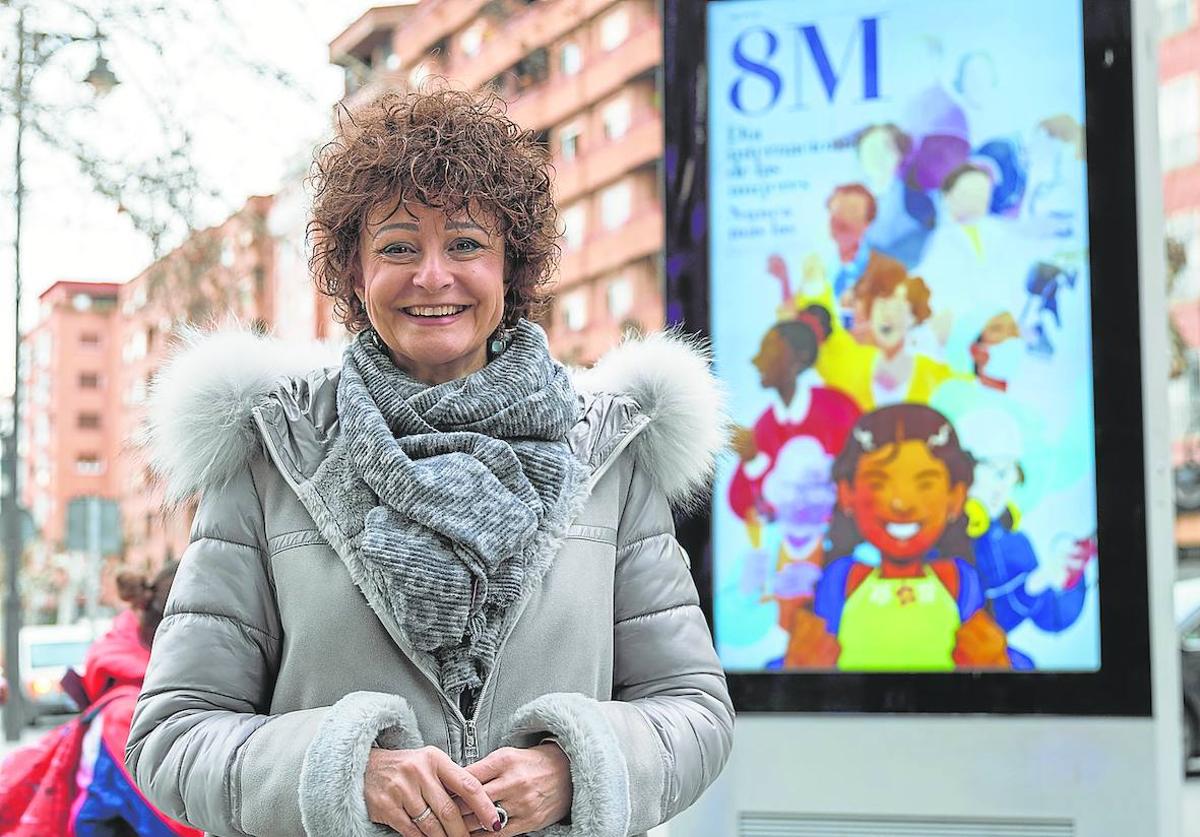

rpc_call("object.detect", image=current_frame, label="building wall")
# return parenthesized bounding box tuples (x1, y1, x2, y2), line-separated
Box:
(20, 282, 122, 550)
(114, 197, 278, 574)
(330, 0, 666, 364)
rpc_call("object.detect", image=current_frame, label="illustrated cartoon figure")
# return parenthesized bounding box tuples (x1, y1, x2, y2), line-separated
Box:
(825, 253, 960, 409)
(915, 161, 1027, 342)
(729, 310, 862, 529)
(826, 184, 877, 327)
(1022, 114, 1087, 240)
(900, 85, 972, 193)
(955, 408, 1091, 669)
(969, 312, 1023, 391)
(1019, 260, 1078, 356)
(856, 123, 937, 268)
(768, 185, 877, 329)
(784, 404, 1010, 671)
(757, 436, 839, 631)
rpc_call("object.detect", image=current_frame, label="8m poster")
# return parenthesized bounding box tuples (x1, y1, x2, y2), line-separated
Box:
(708, 0, 1101, 673)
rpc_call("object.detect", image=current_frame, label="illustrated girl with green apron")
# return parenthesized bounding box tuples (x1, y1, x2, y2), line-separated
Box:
(789, 403, 1011, 671)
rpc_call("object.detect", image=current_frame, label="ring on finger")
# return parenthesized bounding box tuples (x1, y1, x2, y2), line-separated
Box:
(413, 805, 434, 824)
(494, 803, 509, 830)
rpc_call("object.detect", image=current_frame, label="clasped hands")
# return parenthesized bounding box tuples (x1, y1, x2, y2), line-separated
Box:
(365, 742, 571, 837)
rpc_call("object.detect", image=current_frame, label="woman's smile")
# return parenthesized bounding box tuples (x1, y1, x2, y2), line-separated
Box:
(400, 303, 473, 323)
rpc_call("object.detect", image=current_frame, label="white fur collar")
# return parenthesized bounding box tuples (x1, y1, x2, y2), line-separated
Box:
(145, 327, 728, 509)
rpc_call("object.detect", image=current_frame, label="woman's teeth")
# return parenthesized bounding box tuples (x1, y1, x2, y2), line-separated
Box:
(885, 522, 920, 540)
(405, 305, 467, 317)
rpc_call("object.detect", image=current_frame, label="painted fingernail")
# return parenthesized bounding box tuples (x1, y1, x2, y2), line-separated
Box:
(493, 820, 502, 832)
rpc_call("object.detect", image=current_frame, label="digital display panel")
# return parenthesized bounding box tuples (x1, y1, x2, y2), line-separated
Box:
(708, 0, 1101, 674)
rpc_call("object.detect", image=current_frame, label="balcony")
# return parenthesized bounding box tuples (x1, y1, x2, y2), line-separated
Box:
(558, 204, 663, 288)
(330, 6, 420, 64)
(446, 0, 623, 88)
(508, 23, 661, 132)
(553, 113, 661, 205)
(389, 0, 492, 70)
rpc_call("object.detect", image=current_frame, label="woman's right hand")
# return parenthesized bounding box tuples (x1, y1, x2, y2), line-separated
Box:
(365, 746, 502, 837)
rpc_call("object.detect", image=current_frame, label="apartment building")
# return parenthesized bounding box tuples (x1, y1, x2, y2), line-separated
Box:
(20, 281, 123, 552)
(114, 196, 279, 572)
(329, 0, 666, 362)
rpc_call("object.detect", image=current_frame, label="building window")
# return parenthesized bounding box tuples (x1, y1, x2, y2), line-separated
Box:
(1160, 74, 1199, 171)
(77, 413, 101, 430)
(562, 290, 589, 332)
(72, 293, 93, 312)
(606, 275, 634, 321)
(1159, 0, 1195, 37)
(78, 372, 100, 389)
(79, 332, 100, 349)
(602, 97, 632, 142)
(124, 329, 148, 363)
(600, 181, 633, 230)
(75, 455, 104, 476)
(562, 204, 588, 250)
(599, 7, 630, 51)
(559, 124, 581, 161)
(560, 42, 582, 75)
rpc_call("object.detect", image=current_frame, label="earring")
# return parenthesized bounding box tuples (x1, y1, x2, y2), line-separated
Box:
(487, 327, 510, 359)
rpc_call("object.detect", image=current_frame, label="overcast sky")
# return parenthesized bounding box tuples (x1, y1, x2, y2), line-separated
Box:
(0, 0, 373, 393)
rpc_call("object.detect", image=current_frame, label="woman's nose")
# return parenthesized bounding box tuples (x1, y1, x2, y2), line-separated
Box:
(412, 253, 454, 291)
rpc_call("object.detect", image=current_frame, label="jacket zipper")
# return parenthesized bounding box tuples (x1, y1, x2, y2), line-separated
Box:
(464, 717, 478, 762)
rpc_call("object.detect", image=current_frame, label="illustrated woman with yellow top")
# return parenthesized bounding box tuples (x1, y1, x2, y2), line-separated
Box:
(786, 252, 960, 410)
(782, 404, 1011, 671)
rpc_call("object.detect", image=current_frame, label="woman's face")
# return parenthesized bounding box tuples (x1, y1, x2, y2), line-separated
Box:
(858, 128, 902, 184)
(839, 439, 966, 563)
(944, 171, 994, 224)
(868, 285, 914, 351)
(357, 202, 506, 384)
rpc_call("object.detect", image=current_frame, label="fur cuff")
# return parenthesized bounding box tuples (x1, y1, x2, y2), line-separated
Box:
(503, 693, 630, 837)
(299, 691, 423, 837)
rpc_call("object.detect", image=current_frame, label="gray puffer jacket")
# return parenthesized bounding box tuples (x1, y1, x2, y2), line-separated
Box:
(125, 329, 734, 837)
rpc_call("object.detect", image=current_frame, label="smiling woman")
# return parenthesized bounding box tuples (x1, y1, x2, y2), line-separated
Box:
(126, 86, 733, 837)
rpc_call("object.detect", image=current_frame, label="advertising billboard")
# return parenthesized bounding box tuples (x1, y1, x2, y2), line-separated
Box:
(706, 0, 1103, 676)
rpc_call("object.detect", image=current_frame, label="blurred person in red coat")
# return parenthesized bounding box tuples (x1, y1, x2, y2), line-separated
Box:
(0, 562, 202, 837)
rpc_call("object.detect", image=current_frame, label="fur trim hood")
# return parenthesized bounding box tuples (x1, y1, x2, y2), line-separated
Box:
(145, 327, 729, 509)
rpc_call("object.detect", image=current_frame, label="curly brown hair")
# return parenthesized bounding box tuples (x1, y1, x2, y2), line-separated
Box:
(308, 87, 559, 333)
(854, 251, 933, 323)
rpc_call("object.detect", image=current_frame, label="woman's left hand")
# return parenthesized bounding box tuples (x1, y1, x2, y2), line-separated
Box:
(458, 743, 572, 834)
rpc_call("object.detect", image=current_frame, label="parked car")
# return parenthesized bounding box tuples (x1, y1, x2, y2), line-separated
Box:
(18, 620, 109, 722)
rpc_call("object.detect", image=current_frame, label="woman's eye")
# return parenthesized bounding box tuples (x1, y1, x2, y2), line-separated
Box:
(381, 242, 414, 256)
(451, 238, 482, 253)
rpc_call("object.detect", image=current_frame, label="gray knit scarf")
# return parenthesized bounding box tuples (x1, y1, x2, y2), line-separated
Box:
(337, 320, 589, 698)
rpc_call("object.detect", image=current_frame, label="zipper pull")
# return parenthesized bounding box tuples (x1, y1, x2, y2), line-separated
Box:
(464, 718, 478, 763)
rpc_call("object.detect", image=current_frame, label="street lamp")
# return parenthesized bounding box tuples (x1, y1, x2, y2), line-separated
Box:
(84, 53, 120, 97)
(3, 7, 119, 743)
